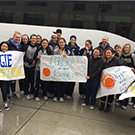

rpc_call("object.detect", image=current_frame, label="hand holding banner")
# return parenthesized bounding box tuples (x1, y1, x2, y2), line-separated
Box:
(40, 55, 88, 82)
(96, 66, 135, 98)
(0, 51, 25, 80)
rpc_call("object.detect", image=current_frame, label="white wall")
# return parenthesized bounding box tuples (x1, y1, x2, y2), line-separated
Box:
(0, 23, 135, 50)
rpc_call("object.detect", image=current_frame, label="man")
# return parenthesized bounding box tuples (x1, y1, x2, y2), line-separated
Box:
(97, 36, 113, 56)
(53, 29, 62, 41)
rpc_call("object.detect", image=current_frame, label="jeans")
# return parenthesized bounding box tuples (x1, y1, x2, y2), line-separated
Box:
(0, 81, 10, 102)
(24, 66, 35, 95)
(85, 80, 98, 106)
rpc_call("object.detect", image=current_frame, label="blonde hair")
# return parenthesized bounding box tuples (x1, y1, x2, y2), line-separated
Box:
(120, 43, 132, 57)
(13, 31, 21, 37)
(102, 47, 114, 63)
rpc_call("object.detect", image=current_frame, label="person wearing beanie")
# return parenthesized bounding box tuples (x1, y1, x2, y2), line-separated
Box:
(33, 39, 52, 102)
(53, 29, 62, 41)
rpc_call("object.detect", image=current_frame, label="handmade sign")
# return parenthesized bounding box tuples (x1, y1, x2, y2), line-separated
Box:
(96, 66, 135, 98)
(0, 51, 25, 80)
(40, 55, 88, 82)
(119, 82, 135, 100)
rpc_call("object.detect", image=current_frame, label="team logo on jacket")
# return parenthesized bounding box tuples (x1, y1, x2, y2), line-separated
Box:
(101, 73, 116, 90)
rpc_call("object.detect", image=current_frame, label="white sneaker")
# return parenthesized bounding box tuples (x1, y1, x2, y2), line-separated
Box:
(20, 91, 24, 94)
(35, 97, 40, 102)
(133, 105, 135, 109)
(82, 103, 87, 107)
(59, 97, 64, 103)
(4, 103, 10, 111)
(30, 94, 34, 99)
(25, 95, 31, 100)
(90, 105, 94, 110)
(66, 95, 71, 99)
(129, 102, 134, 106)
(53, 97, 57, 102)
(44, 96, 48, 101)
(0, 108, 2, 112)
(121, 105, 128, 110)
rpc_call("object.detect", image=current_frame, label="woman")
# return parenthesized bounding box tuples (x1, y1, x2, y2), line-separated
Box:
(33, 39, 52, 101)
(120, 43, 135, 109)
(99, 47, 122, 112)
(53, 38, 72, 102)
(65, 35, 80, 99)
(82, 48, 103, 109)
(0, 42, 10, 111)
(79, 40, 93, 99)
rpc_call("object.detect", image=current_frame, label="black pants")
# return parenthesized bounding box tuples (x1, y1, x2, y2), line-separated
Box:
(100, 95, 114, 104)
(66, 82, 75, 96)
(34, 70, 48, 97)
(54, 82, 67, 98)
(79, 83, 86, 95)
(24, 66, 35, 95)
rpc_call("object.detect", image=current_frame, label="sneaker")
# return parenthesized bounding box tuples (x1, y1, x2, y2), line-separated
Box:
(121, 105, 128, 110)
(90, 105, 94, 110)
(35, 97, 40, 102)
(66, 95, 71, 100)
(82, 103, 87, 107)
(115, 101, 120, 106)
(133, 105, 135, 109)
(44, 96, 48, 101)
(53, 97, 57, 102)
(80, 94, 84, 99)
(20, 91, 24, 95)
(7, 96, 14, 103)
(0, 108, 2, 112)
(129, 102, 134, 106)
(25, 95, 31, 100)
(30, 94, 34, 99)
(4, 103, 10, 111)
(131, 116, 135, 121)
(12, 93, 19, 100)
(59, 97, 64, 103)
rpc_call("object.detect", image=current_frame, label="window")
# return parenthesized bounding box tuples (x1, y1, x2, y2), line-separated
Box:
(99, 4, 112, 12)
(116, 23, 132, 38)
(96, 22, 109, 31)
(4, 12, 14, 23)
(71, 20, 83, 28)
(73, 4, 86, 10)
(118, 4, 133, 12)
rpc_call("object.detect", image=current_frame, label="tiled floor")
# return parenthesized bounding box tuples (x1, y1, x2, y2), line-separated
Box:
(0, 83, 135, 135)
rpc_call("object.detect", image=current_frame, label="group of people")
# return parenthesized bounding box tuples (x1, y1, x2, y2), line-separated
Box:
(0, 29, 135, 120)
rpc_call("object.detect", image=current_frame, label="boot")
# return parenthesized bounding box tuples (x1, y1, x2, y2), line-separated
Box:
(99, 102, 105, 111)
(104, 103, 111, 113)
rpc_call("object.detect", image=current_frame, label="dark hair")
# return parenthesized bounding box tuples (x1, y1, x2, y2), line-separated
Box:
(59, 38, 66, 44)
(41, 38, 48, 44)
(70, 35, 77, 40)
(85, 40, 92, 45)
(0, 41, 9, 51)
(37, 35, 42, 39)
(114, 44, 121, 49)
(30, 34, 37, 39)
(21, 34, 30, 45)
(93, 47, 101, 54)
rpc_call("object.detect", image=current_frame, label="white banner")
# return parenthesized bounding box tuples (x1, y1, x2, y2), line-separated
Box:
(96, 66, 135, 98)
(40, 55, 88, 82)
(119, 82, 135, 100)
(0, 51, 25, 80)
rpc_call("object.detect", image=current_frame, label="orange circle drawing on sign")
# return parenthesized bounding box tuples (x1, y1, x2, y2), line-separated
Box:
(105, 78, 115, 88)
(43, 68, 51, 77)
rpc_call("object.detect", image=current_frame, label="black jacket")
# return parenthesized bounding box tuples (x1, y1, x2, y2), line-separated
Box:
(103, 56, 123, 69)
(88, 56, 103, 82)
